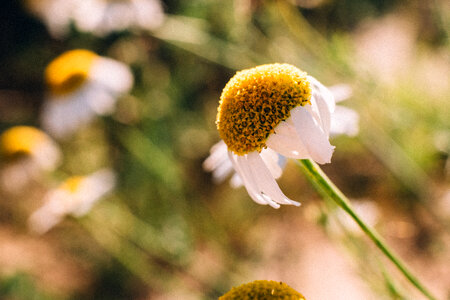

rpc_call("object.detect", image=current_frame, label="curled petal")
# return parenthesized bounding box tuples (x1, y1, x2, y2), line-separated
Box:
(291, 106, 335, 164)
(308, 76, 335, 137)
(229, 152, 278, 207)
(246, 152, 299, 206)
(266, 121, 310, 159)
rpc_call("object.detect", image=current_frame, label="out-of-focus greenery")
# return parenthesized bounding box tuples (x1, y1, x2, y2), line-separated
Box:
(0, 0, 449, 299)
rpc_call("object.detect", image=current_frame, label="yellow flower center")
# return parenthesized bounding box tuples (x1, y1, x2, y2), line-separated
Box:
(0, 126, 48, 156)
(220, 280, 306, 300)
(62, 176, 85, 193)
(45, 49, 98, 96)
(216, 63, 311, 155)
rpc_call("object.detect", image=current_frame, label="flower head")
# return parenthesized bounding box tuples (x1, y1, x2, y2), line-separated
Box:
(204, 82, 359, 191)
(28, 169, 116, 234)
(0, 126, 61, 170)
(0, 126, 61, 194)
(220, 280, 306, 300)
(207, 63, 339, 208)
(217, 64, 312, 155)
(41, 49, 133, 138)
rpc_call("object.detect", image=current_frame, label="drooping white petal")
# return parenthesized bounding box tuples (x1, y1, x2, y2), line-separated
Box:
(291, 106, 335, 164)
(331, 106, 360, 137)
(229, 152, 278, 207)
(259, 148, 283, 179)
(246, 152, 300, 206)
(266, 121, 310, 159)
(308, 76, 336, 113)
(41, 94, 95, 139)
(308, 76, 335, 137)
(203, 141, 235, 183)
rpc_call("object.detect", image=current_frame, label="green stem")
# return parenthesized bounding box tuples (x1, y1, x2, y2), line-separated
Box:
(297, 159, 437, 300)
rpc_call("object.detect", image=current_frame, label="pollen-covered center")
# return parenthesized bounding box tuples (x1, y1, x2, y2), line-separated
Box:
(219, 280, 306, 300)
(216, 63, 311, 155)
(45, 49, 98, 96)
(0, 126, 47, 156)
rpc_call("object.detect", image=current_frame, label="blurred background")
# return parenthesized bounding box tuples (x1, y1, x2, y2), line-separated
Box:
(0, 0, 449, 299)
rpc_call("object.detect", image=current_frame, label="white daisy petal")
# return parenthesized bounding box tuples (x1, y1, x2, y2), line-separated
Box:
(291, 106, 335, 164)
(247, 152, 300, 206)
(229, 152, 274, 206)
(90, 57, 134, 94)
(203, 141, 235, 183)
(229, 173, 244, 188)
(266, 121, 310, 159)
(259, 148, 283, 179)
(328, 84, 353, 103)
(331, 106, 360, 137)
(308, 76, 335, 137)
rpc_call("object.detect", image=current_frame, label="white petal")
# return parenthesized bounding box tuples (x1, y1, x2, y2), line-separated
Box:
(33, 139, 62, 171)
(308, 76, 335, 136)
(328, 84, 353, 103)
(266, 121, 310, 159)
(203, 141, 235, 183)
(84, 83, 118, 115)
(308, 76, 335, 113)
(229, 152, 276, 207)
(331, 106, 360, 137)
(229, 173, 243, 188)
(259, 148, 283, 179)
(134, 0, 165, 30)
(72, 169, 116, 216)
(90, 57, 134, 94)
(41, 94, 95, 139)
(247, 152, 300, 206)
(291, 106, 335, 164)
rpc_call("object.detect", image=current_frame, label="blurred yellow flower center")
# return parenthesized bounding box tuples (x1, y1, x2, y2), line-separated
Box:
(62, 176, 85, 193)
(0, 126, 47, 156)
(216, 63, 311, 155)
(220, 280, 306, 300)
(45, 49, 98, 96)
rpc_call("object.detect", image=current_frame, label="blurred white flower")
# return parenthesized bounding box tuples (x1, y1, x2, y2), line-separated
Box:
(0, 126, 61, 193)
(41, 49, 133, 139)
(204, 80, 358, 193)
(28, 169, 116, 234)
(26, 0, 165, 38)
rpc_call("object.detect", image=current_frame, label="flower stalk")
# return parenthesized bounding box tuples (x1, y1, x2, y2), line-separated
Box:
(297, 159, 436, 300)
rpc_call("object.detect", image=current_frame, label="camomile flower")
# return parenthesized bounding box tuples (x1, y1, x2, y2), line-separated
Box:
(0, 126, 61, 193)
(220, 280, 306, 300)
(26, 0, 164, 38)
(204, 83, 358, 189)
(42, 49, 133, 139)
(28, 169, 116, 234)
(206, 63, 344, 208)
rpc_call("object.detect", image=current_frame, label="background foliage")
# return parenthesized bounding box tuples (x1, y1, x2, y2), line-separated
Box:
(0, 0, 449, 299)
